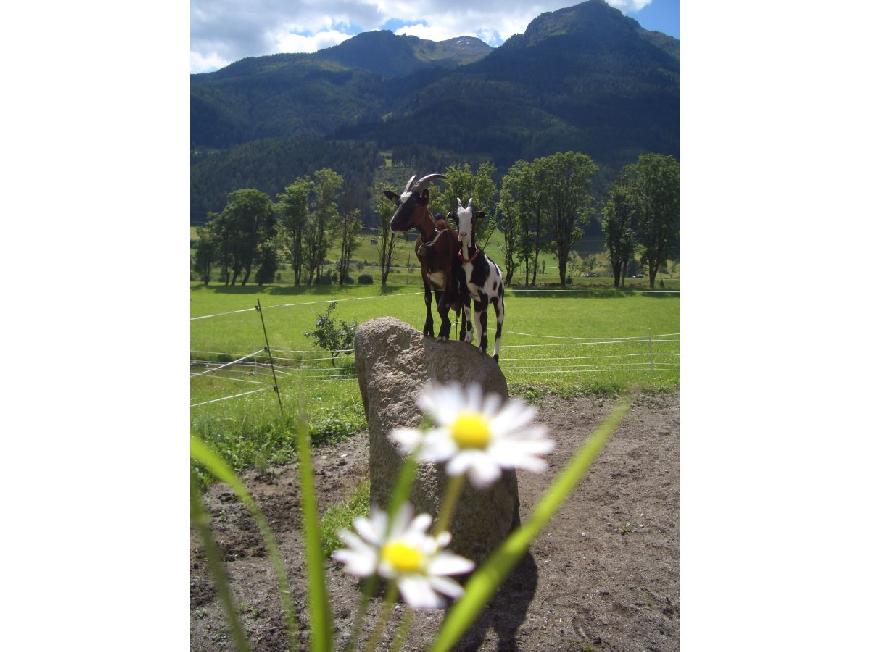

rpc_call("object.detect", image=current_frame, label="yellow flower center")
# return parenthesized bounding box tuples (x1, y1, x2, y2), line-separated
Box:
(450, 411, 492, 449)
(381, 541, 424, 573)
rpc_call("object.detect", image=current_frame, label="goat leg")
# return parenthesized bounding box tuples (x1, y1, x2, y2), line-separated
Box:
(436, 290, 451, 341)
(492, 292, 504, 364)
(423, 285, 434, 337)
(473, 297, 487, 354)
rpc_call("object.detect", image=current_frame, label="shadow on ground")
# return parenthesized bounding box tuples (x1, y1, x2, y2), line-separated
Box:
(455, 551, 539, 651)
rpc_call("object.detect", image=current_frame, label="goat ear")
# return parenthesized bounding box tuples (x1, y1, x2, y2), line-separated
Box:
(420, 188, 430, 204)
(456, 197, 462, 208)
(383, 190, 399, 205)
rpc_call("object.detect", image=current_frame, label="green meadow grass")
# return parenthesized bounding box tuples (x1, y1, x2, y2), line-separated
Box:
(191, 282, 678, 478)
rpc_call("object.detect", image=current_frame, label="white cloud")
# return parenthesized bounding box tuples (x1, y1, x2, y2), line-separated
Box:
(191, 51, 231, 74)
(606, 0, 653, 11)
(272, 29, 354, 54)
(191, 0, 658, 72)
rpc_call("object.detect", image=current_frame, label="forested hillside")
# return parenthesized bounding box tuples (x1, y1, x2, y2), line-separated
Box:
(190, 0, 678, 223)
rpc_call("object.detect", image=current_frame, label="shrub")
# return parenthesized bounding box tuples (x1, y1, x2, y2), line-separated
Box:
(358, 274, 374, 284)
(304, 301, 357, 366)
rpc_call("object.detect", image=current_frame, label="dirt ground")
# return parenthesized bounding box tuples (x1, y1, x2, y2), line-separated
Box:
(191, 392, 679, 651)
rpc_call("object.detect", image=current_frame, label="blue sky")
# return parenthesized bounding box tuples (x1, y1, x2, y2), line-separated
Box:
(191, 0, 679, 73)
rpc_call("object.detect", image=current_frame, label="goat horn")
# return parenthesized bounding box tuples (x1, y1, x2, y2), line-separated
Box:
(403, 175, 417, 193)
(412, 173, 447, 190)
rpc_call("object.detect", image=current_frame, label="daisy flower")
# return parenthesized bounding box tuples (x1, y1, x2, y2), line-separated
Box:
(332, 502, 474, 609)
(390, 382, 554, 488)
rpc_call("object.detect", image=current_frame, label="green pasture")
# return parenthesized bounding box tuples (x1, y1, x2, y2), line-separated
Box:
(191, 281, 678, 478)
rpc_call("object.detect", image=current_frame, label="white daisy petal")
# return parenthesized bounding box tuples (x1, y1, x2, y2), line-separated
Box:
(501, 424, 550, 441)
(428, 552, 475, 576)
(435, 532, 451, 547)
(491, 437, 554, 457)
(369, 509, 388, 541)
(419, 428, 458, 462)
(445, 450, 480, 476)
(428, 575, 465, 599)
(466, 454, 502, 488)
(353, 516, 381, 545)
(466, 383, 483, 414)
(490, 399, 537, 434)
(489, 440, 552, 471)
(410, 513, 433, 534)
(481, 392, 502, 418)
(378, 559, 398, 579)
(389, 502, 414, 537)
(333, 548, 377, 576)
(398, 576, 444, 610)
(337, 530, 370, 553)
(390, 427, 424, 453)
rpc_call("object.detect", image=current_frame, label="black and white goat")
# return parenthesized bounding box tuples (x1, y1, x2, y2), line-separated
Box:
(455, 199, 505, 362)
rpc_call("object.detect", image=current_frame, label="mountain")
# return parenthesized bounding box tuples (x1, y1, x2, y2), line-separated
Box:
(314, 31, 492, 78)
(191, 0, 679, 222)
(339, 0, 678, 170)
(191, 32, 492, 149)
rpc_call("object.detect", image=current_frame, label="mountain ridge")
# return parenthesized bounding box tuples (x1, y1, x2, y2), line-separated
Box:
(190, 0, 679, 222)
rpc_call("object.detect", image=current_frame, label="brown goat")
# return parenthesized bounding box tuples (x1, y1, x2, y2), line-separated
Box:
(384, 174, 470, 340)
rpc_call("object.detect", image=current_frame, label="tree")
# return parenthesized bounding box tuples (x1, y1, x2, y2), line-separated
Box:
(499, 158, 548, 285)
(275, 177, 312, 286)
(633, 154, 680, 289)
(430, 162, 498, 245)
(303, 168, 343, 285)
(335, 209, 361, 285)
(210, 189, 274, 286)
(193, 225, 217, 286)
(603, 169, 640, 288)
(537, 152, 598, 287)
(497, 160, 531, 286)
(374, 183, 398, 288)
(254, 243, 278, 285)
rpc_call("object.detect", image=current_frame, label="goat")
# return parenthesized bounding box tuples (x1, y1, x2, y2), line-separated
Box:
(384, 175, 469, 341)
(455, 198, 505, 362)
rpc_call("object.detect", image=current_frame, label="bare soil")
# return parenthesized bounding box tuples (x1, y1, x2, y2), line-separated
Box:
(191, 392, 679, 651)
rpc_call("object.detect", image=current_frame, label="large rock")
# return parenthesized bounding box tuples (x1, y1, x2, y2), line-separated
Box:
(355, 317, 519, 562)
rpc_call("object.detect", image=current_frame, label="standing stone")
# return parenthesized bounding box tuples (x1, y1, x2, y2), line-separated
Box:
(355, 317, 519, 562)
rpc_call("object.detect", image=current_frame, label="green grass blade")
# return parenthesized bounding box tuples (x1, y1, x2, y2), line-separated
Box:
(190, 436, 299, 652)
(294, 413, 334, 652)
(388, 450, 419, 516)
(342, 451, 419, 652)
(429, 398, 631, 652)
(190, 470, 251, 652)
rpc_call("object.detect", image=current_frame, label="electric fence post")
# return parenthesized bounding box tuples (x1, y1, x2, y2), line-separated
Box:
(255, 298, 285, 414)
(648, 327, 654, 372)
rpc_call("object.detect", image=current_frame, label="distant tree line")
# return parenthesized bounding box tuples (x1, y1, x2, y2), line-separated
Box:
(194, 168, 362, 288)
(192, 152, 679, 290)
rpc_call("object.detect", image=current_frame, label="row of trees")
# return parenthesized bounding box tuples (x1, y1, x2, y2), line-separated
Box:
(194, 169, 362, 287)
(192, 153, 679, 289)
(602, 154, 680, 289)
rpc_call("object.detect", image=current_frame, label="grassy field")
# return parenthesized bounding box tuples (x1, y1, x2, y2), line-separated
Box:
(191, 281, 678, 478)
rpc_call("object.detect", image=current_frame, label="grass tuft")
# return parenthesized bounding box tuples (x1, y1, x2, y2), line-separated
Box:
(320, 480, 371, 557)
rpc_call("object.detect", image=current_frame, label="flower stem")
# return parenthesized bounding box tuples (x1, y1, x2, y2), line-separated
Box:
(343, 575, 378, 652)
(435, 474, 465, 535)
(388, 609, 415, 652)
(364, 580, 398, 652)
